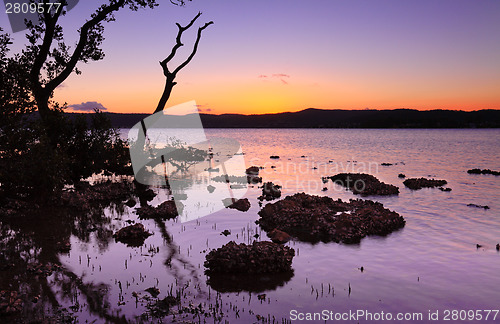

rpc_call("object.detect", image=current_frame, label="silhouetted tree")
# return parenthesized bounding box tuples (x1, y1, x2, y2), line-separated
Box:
(155, 12, 213, 113)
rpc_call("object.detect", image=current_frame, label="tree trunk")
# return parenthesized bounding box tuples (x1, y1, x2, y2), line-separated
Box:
(154, 77, 176, 114)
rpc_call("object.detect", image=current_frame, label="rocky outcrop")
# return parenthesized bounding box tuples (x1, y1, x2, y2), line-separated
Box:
(204, 241, 295, 274)
(467, 169, 500, 176)
(113, 223, 152, 246)
(136, 200, 183, 220)
(223, 198, 251, 212)
(328, 173, 399, 196)
(257, 193, 405, 244)
(403, 178, 447, 190)
(258, 182, 282, 201)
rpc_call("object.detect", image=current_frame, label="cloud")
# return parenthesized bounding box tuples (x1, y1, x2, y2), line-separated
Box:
(69, 101, 107, 112)
(195, 104, 212, 113)
(258, 73, 290, 84)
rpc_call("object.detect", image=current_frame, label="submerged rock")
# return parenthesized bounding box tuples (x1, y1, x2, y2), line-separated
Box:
(136, 200, 183, 220)
(467, 169, 500, 176)
(257, 193, 405, 244)
(438, 187, 452, 192)
(204, 241, 295, 274)
(246, 166, 260, 175)
(328, 173, 399, 196)
(467, 203, 489, 210)
(207, 185, 216, 193)
(268, 229, 291, 244)
(113, 223, 152, 246)
(258, 182, 282, 201)
(403, 178, 447, 190)
(398, 173, 406, 178)
(223, 198, 251, 212)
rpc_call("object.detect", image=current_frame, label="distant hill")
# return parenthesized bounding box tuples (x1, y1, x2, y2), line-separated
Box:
(66, 108, 500, 128)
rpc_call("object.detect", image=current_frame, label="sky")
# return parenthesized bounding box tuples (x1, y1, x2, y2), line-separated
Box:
(1, 0, 499, 114)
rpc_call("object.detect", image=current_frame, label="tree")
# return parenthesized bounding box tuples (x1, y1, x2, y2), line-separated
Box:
(155, 12, 213, 113)
(21, 0, 188, 130)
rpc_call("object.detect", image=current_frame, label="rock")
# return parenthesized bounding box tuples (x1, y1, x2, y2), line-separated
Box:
(476, 244, 483, 249)
(268, 229, 291, 244)
(438, 187, 452, 192)
(270, 155, 280, 159)
(258, 182, 282, 201)
(328, 173, 399, 196)
(381, 163, 393, 166)
(113, 223, 152, 246)
(223, 198, 251, 212)
(221, 229, 231, 236)
(204, 241, 295, 274)
(207, 185, 216, 193)
(398, 173, 406, 178)
(257, 294, 266, 300)
(247, 175, 263, 184)
(322, 187, 328, 191)
(467, 169, 500, 176)
(496, 244, 499, 251)
(246, 166, 260, 175)
(467, 203, 489, 210)
(257, 193, 405, 244)
(403, 178, 447, 190)
(136, 200, 183, 220)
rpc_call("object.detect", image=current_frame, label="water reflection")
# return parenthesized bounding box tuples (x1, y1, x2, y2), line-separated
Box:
(206, 271, 294, 293)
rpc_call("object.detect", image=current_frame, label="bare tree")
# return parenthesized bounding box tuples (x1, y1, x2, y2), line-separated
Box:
(154, 12, 213, 113)
(22, 0, 188, 126)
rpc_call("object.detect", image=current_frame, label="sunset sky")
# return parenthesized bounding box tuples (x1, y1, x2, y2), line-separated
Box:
(1, 0, 499, 114)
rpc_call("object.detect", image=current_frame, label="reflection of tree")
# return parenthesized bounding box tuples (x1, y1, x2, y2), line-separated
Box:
(0, 205, 124, 322)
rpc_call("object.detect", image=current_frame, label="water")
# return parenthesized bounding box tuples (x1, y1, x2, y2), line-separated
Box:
(1, 129, 499, 323)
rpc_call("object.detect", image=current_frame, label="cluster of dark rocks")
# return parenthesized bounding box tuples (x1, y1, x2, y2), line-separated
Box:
(257, 193, 405, 244)
(467, 203, 490, 210)
(467, 169, 500, 176)
(403, 178, 447, 190)
(258, 182, 282, 201)
(327, 173, 399, 196)
(246, 166, 263, 184)
(223, 198, 251, 212)
(136, 200, 183, 220)
(204, 241, 295, 274)
(113, 223, 152, 246)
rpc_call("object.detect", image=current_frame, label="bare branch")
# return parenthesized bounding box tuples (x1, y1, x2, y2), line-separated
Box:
(154, 13, 212, 113)
(173, 20, 213, 75)
(159, 12, 202, 76)
(45, 0, 126, 92)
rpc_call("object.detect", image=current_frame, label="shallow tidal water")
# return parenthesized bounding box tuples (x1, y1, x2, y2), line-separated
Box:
(1, 128, 499, 323)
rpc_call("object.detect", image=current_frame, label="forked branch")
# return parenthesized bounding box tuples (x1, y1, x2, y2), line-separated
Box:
(154, 12, 213, 113)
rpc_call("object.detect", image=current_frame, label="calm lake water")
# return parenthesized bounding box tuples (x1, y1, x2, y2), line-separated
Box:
(2, 129, 499, 323)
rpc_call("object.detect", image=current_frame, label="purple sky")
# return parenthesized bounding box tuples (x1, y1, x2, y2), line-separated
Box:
(1, 0, 499, 114)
